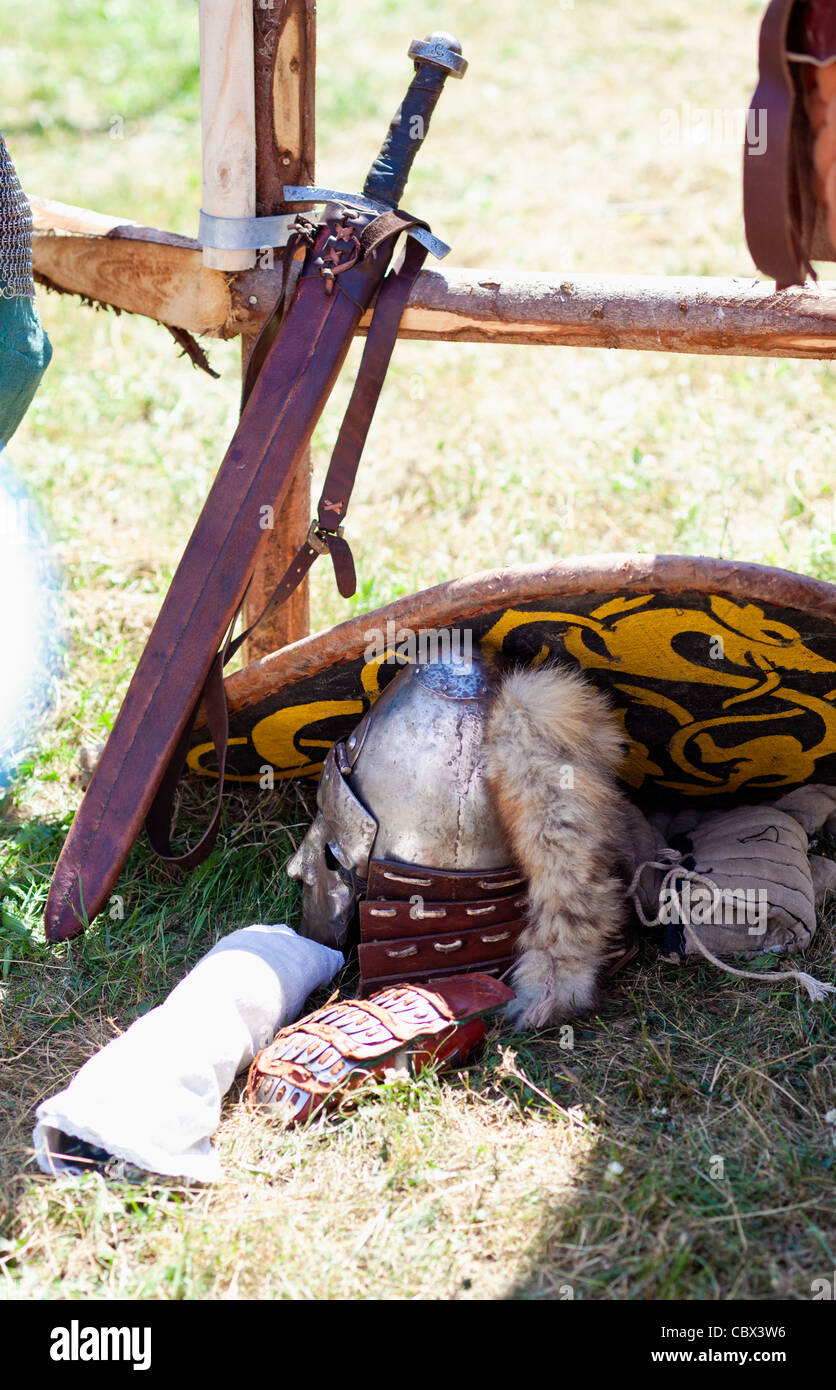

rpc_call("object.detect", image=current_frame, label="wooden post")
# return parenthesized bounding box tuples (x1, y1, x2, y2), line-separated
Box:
(199, 0, 256, 273)
(240, 0, 316, 661)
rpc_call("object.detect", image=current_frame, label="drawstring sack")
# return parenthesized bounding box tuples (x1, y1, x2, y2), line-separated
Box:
(625, 788, 836, 1002)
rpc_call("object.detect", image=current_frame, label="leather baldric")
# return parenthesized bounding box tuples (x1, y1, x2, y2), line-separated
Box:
(143, 221, 428, 867)
(146, 218, 429, 868)
(46, 209, 429, 938)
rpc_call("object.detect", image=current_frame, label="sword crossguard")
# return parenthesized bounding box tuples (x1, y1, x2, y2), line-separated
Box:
(284, 31, 465, 259)
(282, 186, 452, 260)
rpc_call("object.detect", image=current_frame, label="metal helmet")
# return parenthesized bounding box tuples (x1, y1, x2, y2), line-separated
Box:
(287, 656, 522, 969)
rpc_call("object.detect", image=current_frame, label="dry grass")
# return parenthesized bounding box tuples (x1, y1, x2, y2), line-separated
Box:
(3, 890, 835, 1301)
(2, 0, 836, 1301)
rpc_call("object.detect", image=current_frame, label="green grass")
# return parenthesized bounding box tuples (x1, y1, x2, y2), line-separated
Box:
(2, 0, 836, 1301)
(3, 842, 834, 1299)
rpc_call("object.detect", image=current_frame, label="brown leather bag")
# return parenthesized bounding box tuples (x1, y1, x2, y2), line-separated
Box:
(744, 0, 836, 285)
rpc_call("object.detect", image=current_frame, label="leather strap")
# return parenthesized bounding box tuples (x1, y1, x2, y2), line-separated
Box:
(240, 222, 317, 412)
(228, 229, 429, 645)
(146, 213, 428, 865)
(365, 858, 525, 902)
(358, 920, 527, 988)
(318, 232, 426, 537)
(360, 892, 528, 941)
(360, 956, 518, 995)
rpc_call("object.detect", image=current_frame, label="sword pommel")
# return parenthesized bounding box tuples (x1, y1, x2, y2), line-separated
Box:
(407, 32, 467, 79)
(362, 30, 467, 210)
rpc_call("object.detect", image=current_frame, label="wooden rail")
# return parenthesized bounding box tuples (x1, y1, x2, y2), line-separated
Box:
(31, 198, 836, 359)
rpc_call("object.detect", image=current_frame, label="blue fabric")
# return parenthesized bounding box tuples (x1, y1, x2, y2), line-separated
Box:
(0, 292, 52, 450)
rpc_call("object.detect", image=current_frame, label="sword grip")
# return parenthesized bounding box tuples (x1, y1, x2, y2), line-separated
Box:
(363, 31, 466, 209)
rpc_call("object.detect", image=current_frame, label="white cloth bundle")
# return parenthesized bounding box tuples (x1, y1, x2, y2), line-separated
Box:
(34, 925, 343, 1183)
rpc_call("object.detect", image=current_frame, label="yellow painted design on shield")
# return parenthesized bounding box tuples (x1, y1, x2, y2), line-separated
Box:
(481, 595, 836, 797)
(187, 737, 257, 781)
(360, 650, 414, 697)
(250, 698, 365, 778)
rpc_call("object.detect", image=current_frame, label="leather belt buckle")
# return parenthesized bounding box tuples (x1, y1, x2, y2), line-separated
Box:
(306, 519, 344, 555)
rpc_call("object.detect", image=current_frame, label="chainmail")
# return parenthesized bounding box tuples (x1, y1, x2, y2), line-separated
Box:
(0, 131, 34, 298)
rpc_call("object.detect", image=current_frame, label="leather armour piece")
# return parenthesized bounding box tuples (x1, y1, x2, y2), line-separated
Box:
(247, 973, 515, 1125)
(359, 857, 528, 993)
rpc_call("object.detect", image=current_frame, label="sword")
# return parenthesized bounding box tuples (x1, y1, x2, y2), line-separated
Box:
(45, 31, 466, 943)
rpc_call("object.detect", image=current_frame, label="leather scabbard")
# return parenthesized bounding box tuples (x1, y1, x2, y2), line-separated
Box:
(46, 225, 399, 942)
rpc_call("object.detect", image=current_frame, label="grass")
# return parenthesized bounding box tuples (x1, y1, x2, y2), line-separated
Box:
(3, 825, 835, 1299)
(1, 0, 836, 1301)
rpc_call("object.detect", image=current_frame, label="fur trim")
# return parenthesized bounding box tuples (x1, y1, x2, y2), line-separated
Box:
(483, 663, 631, 1029)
